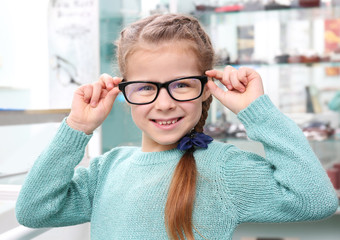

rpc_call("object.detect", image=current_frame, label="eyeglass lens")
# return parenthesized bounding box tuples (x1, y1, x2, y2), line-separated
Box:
(124, 78, 203, 104)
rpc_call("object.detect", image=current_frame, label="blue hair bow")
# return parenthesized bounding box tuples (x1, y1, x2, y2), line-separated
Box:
(177, 132, 213, 151)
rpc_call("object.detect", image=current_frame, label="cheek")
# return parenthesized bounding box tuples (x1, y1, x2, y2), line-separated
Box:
(130, 105, 148, 127)
(186, 102, 203, 126)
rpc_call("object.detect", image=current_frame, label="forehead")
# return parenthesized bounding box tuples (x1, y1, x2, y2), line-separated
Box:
(129, 40, 199, 61)
(125, 41, 201, 81)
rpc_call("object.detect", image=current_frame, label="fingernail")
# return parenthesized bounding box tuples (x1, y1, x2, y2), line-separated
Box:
(91, 101, 97, 107)
(227, 84, 232, 90)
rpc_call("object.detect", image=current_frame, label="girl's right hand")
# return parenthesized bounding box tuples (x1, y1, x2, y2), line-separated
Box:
(67, 74, 122, 135)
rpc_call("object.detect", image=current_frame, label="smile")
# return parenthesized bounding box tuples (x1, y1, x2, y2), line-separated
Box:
(153, 117, 182, 126)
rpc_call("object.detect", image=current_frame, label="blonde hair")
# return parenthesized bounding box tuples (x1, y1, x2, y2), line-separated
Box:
(115, 13, 214, 240)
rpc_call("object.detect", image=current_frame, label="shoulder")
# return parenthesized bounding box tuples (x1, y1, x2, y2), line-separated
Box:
(194, 140, 239, 170)
(195, 140, 270, 176)
(195, 140, 259, 163)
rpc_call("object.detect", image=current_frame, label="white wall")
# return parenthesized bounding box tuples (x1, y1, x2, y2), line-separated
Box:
(0, 0, 49, 109)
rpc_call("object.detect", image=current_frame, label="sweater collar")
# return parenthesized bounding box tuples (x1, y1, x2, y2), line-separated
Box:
(131, 147, 184, 165)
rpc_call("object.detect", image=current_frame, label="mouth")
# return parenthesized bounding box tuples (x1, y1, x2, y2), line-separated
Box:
(152, 117, 183, 126)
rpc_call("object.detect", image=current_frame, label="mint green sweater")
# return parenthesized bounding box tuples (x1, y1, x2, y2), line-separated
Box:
(16, 95, 338, 240)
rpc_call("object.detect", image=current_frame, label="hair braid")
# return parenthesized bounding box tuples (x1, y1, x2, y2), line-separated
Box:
(194, 95, 213, 133)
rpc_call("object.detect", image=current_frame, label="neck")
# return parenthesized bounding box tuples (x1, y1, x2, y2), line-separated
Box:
(141, 134, 178, 152)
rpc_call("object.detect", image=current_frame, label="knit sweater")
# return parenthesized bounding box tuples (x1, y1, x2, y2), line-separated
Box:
(16, 95, 338, 240)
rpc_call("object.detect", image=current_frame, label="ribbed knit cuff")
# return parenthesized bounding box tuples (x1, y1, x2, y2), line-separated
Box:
(237, 95, 278, 129)
(52, 118, 93, 150)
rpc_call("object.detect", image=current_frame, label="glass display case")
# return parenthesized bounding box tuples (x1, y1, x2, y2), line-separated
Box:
(190, 1, 340, 238)
(193, 1, 340, 161)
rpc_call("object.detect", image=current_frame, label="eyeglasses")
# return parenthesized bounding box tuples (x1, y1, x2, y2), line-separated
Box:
(118, 76, 208, 105)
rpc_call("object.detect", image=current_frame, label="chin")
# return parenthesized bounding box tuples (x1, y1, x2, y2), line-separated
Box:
(151, 137, 180, 148)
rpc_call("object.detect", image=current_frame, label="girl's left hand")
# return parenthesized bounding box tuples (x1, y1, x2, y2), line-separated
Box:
(205, 66, 264, 114)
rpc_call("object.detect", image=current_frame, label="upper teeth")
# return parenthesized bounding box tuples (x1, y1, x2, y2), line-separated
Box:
(158, 120, 177, 125)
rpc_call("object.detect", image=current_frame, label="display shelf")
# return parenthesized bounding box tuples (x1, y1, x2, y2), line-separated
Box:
(200, 0, 340, 119)
(215, 61, 340, 68)
(0, 172, 27, 185)
(0, 109, 70, 126)
(216, 136, 340, 143)
(194, 5, 340, 19)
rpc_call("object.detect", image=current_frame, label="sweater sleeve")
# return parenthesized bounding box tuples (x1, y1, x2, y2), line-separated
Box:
(16, 119, 100, 228)
(221, 95, 338, 224)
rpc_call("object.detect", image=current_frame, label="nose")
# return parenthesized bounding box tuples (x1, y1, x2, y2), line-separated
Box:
(154, 88, 176, 111)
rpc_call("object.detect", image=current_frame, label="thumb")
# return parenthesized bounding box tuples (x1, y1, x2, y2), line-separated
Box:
(206, 80, 228, 104)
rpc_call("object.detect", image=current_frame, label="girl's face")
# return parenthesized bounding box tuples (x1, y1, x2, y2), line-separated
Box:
(125, 43, 210, 152)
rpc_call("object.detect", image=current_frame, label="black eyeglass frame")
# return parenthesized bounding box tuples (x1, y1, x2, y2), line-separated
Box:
(118, 76, 208, 105)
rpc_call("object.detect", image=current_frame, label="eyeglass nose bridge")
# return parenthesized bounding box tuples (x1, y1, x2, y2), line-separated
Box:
(153, 81, 177, 102)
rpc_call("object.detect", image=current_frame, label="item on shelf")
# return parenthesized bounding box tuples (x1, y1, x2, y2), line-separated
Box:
(149, 3, 169, 15)
(243, 1, 265, 11)
(232, 58, 268, 65)
(300, 54, 320, 63)
(305, 86, 315, 113)
(285, 53, 323, 64)
(302, 121, 335, 141)
(265, 0, 291, 10)
(324, 19, 340, 54)
(333, 162, 340, 190)
(326, 167, 339, 189)
(204, 123, 228, 139)
(194, 3, 217, 11)
(288, 55, 302, 63)
(226, 123, 247, 139)
(274, 54, 290, 63)
(299, 0, 320, 7)
(215, 4, 244, 13)
(325, 66, 340, 76)
(330, 47, 340, 62)
(215, 49, 231, 66)
(320, 55, 331, 62)
(237, 25, 255, 63)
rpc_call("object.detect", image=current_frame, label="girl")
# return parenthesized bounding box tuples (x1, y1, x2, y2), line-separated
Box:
(16, 13, 338, 240)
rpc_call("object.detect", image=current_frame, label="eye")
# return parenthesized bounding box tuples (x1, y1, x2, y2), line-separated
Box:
(137, 85, 155, 91)
(132, 83, 157, 96)
(173, 82, 190, 88)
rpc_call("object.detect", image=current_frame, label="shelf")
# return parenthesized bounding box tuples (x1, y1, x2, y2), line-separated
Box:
(194, 5, 340, 19)
(216, 136, 340, 143)
(214, 61, 340, 68)
(0, 109, 70, 126)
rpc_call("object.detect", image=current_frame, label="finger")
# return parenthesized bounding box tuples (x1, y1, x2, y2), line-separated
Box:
(99, 88, 109, 100)
(205, 69, 223, 79)
(91, 82, 104, 107)
(100, 73, 114, 90)
(237, 67, 249, 86)
(206, 79, 228, 104)
(230, 70, 246, 93)
(222, 66, 235, 90)
(112, 76, 123, 90)
(206, 66, 234, 90)
(104, 87, 121, 109)
(81, 84, 93, 104)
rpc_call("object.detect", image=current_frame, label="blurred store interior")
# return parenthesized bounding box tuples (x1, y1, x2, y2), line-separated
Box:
(0, 0, 340, 239)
